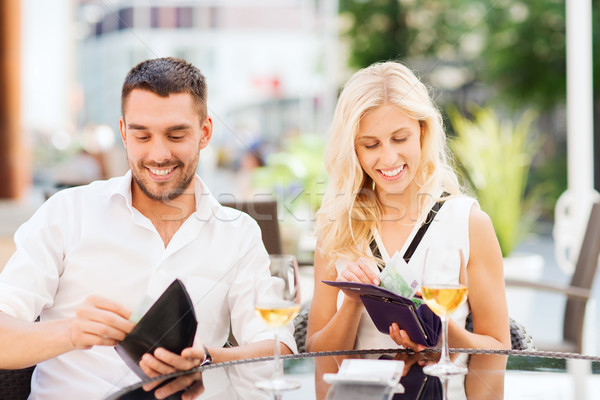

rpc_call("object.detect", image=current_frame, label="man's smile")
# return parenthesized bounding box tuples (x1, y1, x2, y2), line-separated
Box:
(146, 166, 177, 180)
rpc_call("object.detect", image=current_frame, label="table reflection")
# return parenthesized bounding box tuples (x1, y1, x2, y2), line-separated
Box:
(321, 351, 507, 400)
(107, 361, 274, 400)
(107, 349, 600, 400)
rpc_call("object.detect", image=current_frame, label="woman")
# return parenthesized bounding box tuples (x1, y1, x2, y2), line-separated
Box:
(306, 61, 510, 385)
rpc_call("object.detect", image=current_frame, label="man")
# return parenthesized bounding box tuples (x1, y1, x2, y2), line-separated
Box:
(0, 57, 296, 399)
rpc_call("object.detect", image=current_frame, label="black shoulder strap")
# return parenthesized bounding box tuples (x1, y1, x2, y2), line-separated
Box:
(369, 236, 383, 266)
(402, 199, 444, 263)
(369, 195, 447, 267)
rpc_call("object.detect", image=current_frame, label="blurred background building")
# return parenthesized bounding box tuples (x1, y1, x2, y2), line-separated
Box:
(12, 0, 341, 197)
(77, 0, 338, 180)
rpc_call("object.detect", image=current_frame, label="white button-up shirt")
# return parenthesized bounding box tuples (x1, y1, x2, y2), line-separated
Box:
(0, 171, 297, 400)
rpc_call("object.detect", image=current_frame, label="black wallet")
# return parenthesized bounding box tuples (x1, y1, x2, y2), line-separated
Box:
(115, 279, 198, 379)
(322, 280, 441, 347)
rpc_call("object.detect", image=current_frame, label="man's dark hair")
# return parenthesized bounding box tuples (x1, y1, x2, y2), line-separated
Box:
(121, 57, 207, 118)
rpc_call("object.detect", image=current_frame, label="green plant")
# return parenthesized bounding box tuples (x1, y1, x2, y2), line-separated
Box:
(251, 134, 328, 214)
(449, 105, 544, 257)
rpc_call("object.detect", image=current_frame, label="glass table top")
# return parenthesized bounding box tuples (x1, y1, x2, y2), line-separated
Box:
(105, 348, 600, 400)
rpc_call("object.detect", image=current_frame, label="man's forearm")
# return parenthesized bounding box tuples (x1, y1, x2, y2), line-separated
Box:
(209, 339, 293, 364)
(0, 312, 73, 369)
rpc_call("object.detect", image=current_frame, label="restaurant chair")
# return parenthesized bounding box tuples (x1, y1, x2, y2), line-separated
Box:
(505, 201, 600, 354)
(0, 366, 34, 400)
(221, 199, 283, 255)
(293, 303, 311, 353)
(465, 314, 536, 351)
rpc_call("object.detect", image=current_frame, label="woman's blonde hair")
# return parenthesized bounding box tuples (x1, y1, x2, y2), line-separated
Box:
(315, 61, 461, 268)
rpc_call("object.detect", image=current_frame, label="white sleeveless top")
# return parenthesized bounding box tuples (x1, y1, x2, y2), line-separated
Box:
(335, 196, 477, 350)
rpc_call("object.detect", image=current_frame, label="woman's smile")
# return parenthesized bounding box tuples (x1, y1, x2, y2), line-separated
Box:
(378, 165, 406, 179)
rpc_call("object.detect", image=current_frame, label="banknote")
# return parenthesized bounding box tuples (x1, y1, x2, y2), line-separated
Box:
(380, 264, 415, 298)
(379, 252, 420, 299)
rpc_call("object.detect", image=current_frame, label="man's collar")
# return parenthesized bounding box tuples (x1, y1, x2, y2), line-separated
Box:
(106, 171, 220, 221)
(192, 175, 221, 221)
(106, 170, 134, 209)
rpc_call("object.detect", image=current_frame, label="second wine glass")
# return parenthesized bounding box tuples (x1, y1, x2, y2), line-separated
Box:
(421, 247, 469, 376)
(254, 254, 301, 392)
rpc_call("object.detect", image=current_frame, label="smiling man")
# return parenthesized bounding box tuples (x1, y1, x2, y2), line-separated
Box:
(0, 57, 296, 400)
(119, 62, 213, 246)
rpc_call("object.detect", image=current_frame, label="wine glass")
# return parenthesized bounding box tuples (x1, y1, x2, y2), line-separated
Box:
(254, 254, 302, 392)
(421, 247, 469, 376)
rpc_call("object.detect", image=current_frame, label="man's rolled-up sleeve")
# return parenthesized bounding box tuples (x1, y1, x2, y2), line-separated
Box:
(0, 197, 66, 321)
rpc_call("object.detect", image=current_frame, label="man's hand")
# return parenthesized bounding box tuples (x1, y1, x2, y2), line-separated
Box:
(68, 295, 134, 350)
(139, 346, 207, 400)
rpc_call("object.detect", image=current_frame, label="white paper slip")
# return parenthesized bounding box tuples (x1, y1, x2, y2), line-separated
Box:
(325, 381, 404, 400)
(323, 358, 405, 386)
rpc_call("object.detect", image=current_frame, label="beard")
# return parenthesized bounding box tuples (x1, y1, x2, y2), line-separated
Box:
(131, 159, 197, 201)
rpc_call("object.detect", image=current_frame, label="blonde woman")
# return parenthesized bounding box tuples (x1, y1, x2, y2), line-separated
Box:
(306, 61, 510, 391)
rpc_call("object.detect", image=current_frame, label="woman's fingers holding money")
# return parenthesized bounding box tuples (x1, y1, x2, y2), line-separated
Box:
(341, 258, 379, 285)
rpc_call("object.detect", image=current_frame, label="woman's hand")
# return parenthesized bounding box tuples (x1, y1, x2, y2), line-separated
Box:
(388, 322, 426, 353)
(336, 257, 380, 302)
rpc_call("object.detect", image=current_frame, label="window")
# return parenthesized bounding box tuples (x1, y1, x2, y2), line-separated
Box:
(118, 7, 133, 31)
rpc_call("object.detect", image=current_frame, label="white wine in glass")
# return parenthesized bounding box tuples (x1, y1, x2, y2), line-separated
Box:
(421, 286, 468, 317)
(421, 248, 469, 376)
(254, 254, 301, 392)
(255, 302, 301, 328)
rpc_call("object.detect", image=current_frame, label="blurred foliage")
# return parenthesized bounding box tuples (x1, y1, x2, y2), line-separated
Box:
(449, 105, 549, 257)
(339, 0, 410, 68)
(528, 147, 568, 221)
(340, 0, 481, 68)
(251, 134, 328, 213)
(480, 0, 565, 111)
(341, 0, 600, 112)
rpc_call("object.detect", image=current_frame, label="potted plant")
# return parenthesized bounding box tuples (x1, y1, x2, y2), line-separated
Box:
(448, 105, 546, 324)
